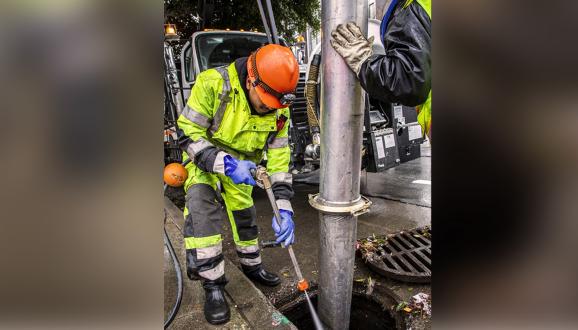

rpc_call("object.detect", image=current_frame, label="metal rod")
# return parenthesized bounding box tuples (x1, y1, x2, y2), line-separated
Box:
(257, 169, 323, 329)
(317, 0, 368, 328)
(264, 0, 280, 44)
(305, 291, 325, 330)
(256, 0, 273, 44)
(264, 178, 304, 280)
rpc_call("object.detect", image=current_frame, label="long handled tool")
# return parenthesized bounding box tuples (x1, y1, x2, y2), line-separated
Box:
(251, 166, 324, 330)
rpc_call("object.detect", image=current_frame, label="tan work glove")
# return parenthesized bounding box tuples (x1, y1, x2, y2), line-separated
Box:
(330, 22, 374, 75)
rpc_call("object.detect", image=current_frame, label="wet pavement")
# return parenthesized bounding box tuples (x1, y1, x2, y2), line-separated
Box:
(164, 197, 296, 330)
(165, 145, 431, 329)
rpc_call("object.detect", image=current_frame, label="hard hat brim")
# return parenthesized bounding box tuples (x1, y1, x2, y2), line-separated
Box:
(254, 85, 284, 109)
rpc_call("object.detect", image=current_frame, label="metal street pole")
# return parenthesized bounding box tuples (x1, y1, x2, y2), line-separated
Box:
(309, 0, 370, 329)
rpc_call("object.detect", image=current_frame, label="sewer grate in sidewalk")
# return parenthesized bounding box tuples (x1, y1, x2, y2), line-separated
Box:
(358, 227, 431, 283)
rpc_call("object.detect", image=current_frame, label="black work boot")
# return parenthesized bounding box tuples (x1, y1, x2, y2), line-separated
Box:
(202, 276, 230, 325)
(242, 264, 281, 286)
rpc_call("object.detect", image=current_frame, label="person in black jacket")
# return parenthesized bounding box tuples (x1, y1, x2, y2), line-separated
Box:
(330, 0, 432, 138)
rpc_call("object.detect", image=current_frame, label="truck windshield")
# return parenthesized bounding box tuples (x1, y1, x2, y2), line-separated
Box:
(195, 33, 272, 72)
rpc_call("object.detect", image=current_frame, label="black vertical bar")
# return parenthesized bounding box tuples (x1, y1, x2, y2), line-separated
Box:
(264, 0, 280, 44)
(256, 0, 273, 44)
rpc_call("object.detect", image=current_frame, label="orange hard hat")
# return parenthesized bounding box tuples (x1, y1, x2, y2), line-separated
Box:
(247, 44, 299, 109)
(163, 163, 188, 187)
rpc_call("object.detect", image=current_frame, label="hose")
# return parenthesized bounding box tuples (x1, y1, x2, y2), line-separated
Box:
(163, 158, 190, 329)
(163, 211, 183, 329)
(306, 54, 321, 136)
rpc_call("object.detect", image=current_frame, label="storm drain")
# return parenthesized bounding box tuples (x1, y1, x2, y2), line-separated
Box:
(358, 227, 431, 283)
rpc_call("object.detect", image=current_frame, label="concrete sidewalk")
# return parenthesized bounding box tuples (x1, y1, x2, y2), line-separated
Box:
(165, 151, 432, 329)
(163, 197, 296, 330)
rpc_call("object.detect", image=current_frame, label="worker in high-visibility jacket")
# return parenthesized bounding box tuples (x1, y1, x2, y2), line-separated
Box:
(176, 44, 298, 325)
(330, 0, 432, 139)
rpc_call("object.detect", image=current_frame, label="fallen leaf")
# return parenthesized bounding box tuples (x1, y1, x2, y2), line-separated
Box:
(366, 276, 375, 295)
(403, 307, 413, 313)
(395, 301, 407, 311)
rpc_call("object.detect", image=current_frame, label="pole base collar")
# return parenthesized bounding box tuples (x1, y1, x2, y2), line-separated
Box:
(308, 193, 372, 216)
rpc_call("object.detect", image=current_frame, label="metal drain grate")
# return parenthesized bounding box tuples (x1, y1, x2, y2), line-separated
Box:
(358, 227, 431, 283)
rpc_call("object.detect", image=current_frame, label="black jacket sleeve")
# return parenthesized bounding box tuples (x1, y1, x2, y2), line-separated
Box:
(272, 182, 294, 201)
(177, 128, 220, 172)
(358, 2, 431, 106)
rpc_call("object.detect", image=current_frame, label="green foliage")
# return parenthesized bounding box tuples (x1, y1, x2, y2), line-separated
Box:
(164, 0, 320, 43)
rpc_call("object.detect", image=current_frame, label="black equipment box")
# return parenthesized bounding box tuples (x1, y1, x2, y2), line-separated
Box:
(364, 108, 399, 172)
(367, 127, 399, 171)
(391, 104, 425, 163)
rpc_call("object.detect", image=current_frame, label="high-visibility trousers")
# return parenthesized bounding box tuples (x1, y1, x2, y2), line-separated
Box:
(183, 163, 261, 281)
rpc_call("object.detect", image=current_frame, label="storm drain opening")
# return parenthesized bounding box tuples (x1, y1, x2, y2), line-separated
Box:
(358, 227, 431, 283)
(276, 283, 406, 330)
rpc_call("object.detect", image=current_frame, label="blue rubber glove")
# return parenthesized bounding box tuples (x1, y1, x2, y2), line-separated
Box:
(224, 155, 257, 186)
(272, 209, 295, 247)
